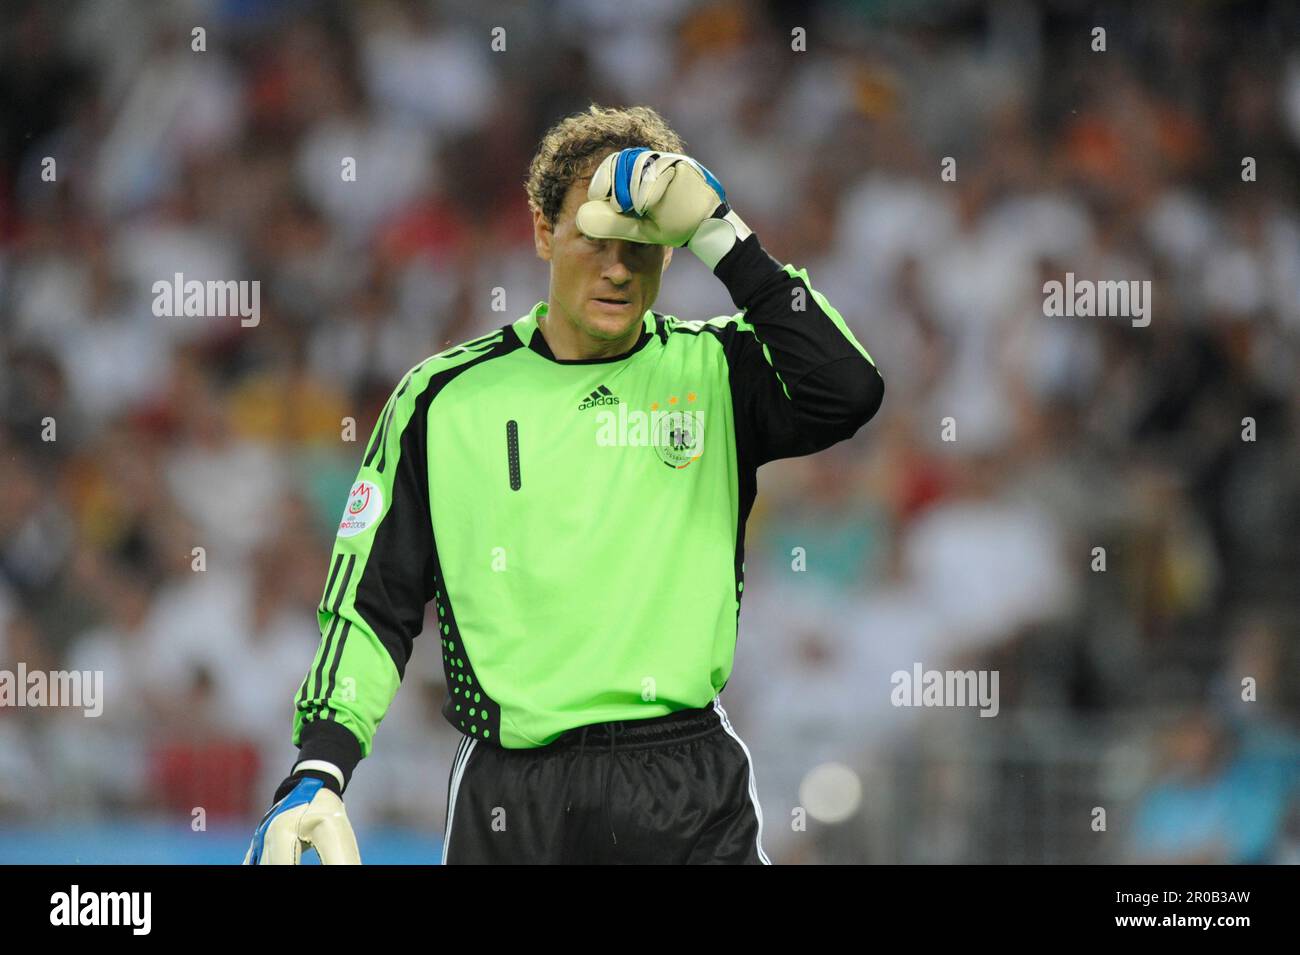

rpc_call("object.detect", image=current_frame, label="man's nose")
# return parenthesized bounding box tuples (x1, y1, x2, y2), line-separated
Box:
(599, 242, 637, 276)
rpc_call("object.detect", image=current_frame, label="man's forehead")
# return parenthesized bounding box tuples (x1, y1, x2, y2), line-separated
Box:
(565, 176, 592, 209)
(557, 175, 593, 226)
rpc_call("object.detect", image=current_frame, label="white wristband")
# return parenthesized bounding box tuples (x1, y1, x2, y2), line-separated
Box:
(293, 759, 345, 792)
(688, 208, 752, 271)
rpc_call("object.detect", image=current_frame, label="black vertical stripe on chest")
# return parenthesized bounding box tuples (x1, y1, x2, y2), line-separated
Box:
(506, 419, 521, 490)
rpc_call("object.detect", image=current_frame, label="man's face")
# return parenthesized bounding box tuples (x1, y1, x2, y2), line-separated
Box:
(533, 175, 672, 345)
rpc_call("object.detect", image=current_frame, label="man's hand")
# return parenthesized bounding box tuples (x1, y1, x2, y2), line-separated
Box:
(576, 148, 753, 270)
(243, 768, 361, 865)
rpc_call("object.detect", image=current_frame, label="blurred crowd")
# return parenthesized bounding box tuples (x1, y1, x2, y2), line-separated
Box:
(1, 0, 1298, 863)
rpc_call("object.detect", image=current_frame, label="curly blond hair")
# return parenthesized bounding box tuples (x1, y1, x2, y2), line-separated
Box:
(525, 104, 686, 228)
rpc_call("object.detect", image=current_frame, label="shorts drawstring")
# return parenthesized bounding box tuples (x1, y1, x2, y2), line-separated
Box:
(603, 722, 621, 846)
(561, 725, 589, 816)
(561, 721, 622, 848)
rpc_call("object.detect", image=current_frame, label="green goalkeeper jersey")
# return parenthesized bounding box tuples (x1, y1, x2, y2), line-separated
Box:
(292, 234, 883, 778)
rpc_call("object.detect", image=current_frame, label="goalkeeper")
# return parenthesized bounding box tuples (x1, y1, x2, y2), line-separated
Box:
(245, 104, 883, 865)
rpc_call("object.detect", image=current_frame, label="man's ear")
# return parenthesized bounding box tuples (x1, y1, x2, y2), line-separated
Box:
(532, 204, 552, 262)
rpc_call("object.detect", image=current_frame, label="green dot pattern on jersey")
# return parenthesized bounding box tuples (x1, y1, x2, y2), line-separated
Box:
(432, 590, 498, 746)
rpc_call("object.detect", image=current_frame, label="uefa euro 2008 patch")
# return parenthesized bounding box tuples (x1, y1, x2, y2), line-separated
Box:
(338, 479, 384, 538)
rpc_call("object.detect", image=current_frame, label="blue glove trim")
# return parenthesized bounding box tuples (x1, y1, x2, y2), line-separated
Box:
(614, 147, 649, 214)
(245, 777, 324, 864)
(694, 158, 727, 202)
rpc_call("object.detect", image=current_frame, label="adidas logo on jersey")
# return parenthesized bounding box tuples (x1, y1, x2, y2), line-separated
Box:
(578, 385, 620, 410)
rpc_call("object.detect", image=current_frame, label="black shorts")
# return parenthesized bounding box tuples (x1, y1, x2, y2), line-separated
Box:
(441, 696, 771, 864)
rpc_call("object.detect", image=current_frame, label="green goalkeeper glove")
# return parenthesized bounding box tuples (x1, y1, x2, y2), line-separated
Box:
(575, 148, 753, 270)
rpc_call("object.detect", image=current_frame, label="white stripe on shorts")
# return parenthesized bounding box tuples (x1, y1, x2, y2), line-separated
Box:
(712, 696, 772, 865)
(441, 735, 478, 865)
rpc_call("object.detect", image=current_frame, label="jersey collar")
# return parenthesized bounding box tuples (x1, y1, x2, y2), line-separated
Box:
(513, 301, 656, 365)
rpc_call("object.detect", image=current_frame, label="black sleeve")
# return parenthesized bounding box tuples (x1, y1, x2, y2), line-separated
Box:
(291, 367, 441, 791)
(713, 232, 884, 469)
